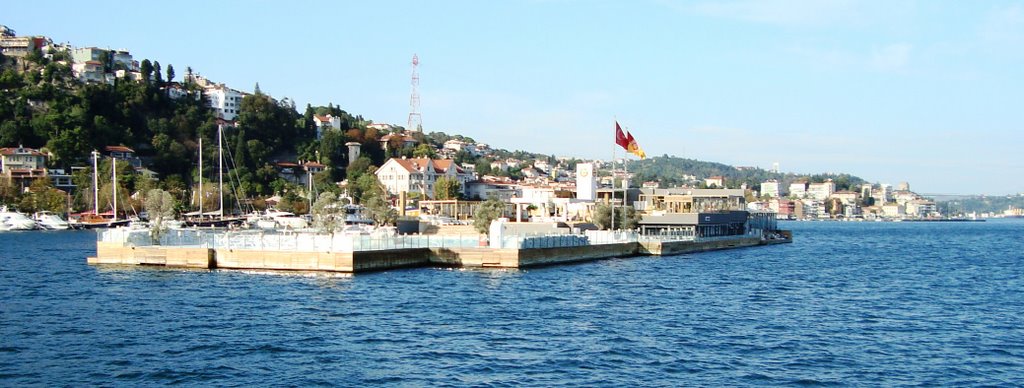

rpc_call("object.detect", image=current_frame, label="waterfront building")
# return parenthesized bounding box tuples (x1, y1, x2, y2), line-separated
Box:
(375, 157, 474, 199)
(789, 180, 808, 198)
(882, 203, 905, 218)
(511, 183, 585, 222)
(464, 176, 521, 201)
(893, 190, 919, 206)
(639, 188, 746, 213)
(1, 146, 48, 190)
(860, 183, 873, 200)
(906, 199, 937, 218)
(830, 190, 858, 205)
(761, 180, 781, 198)
(637, 188, 766, 238)
(807, 180, 835, 201)
(879, 184, 893, 203)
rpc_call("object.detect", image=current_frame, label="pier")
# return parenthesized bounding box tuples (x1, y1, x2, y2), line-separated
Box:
(87, 227, 792, 273)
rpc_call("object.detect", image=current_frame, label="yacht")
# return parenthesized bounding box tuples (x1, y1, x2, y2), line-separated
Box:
(1, 206, 39, 231)
(33, 211, 70, 230)
(247, 208, 309, 230)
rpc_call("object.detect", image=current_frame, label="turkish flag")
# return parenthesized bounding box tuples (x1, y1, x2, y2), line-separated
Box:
(614, 121, 629, 151)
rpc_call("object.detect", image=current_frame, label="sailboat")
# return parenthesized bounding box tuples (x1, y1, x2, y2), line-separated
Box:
(69, 150, 132, 229)
(183, 124, 244, 227)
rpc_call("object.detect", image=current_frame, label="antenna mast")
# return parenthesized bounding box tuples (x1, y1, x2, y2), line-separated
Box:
(407, 54, 422, 132)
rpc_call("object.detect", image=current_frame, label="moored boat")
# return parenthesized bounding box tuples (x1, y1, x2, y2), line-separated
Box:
(1, 206, 39, 231)
(33, 211, 70, 230)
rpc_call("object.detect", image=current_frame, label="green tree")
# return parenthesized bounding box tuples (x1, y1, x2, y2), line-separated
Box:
(434, 176, 461, 200)
(592, 203, 641, 230)
(346, 156, 374, 181)
(412, 143, 436, 158)
(473, 196, 506, 234)
(166, 64, 175, 84)
(140, 59, 152, 83)
(363, 194, 397, 226)
(17, 179, 67, 214)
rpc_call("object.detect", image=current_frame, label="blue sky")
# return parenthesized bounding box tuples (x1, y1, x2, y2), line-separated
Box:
(6, 1, 1024, 195)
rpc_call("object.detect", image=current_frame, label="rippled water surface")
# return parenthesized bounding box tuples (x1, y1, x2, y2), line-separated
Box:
(2, 221, 1024, 386)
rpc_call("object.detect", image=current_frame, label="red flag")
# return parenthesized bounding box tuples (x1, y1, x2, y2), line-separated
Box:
(614, 121, 629, 150)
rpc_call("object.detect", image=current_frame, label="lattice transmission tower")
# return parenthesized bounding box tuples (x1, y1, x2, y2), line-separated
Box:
(407, 54, 422, 132)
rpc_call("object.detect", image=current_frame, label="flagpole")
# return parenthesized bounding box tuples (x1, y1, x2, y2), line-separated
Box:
(611, 119, 616, 232)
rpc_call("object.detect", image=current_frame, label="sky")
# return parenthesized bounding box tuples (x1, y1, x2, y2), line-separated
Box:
(6, 0, 1024, 195)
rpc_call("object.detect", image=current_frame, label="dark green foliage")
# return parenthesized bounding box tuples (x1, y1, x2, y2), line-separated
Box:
(627, 155, 865, 191)
(592, 203, 641, 230)
(433, 176, 461, 200)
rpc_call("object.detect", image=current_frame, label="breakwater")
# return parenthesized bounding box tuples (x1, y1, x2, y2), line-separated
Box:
(88, 228, 791, 272)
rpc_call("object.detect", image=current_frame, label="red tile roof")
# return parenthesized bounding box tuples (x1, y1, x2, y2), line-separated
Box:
(104, 145, 135, 153)
(0, 147, 45, 156)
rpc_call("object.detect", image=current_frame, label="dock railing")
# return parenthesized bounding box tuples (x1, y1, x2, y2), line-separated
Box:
(98, 227, 767, 253)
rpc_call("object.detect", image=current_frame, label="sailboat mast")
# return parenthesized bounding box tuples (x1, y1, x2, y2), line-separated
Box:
(198, 136, 203, 215)
(92, 150, 99, 216)
(112, 158, 117, 222)
(218, 124, 224, 215)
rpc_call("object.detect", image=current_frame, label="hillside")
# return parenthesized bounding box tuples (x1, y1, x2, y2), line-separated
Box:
(3, 38, 870, 215)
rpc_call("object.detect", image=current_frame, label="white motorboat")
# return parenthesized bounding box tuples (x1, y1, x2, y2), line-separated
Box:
(33, 211, 70, 230)
(247, 208, 309, 230)
(1, 206, 39, 231)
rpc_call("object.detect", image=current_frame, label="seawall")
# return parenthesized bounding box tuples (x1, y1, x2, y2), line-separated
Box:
(88, 232, 792, 273)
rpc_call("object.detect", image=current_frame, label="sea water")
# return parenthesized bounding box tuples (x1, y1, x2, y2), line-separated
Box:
(2, 220, 1022, 386)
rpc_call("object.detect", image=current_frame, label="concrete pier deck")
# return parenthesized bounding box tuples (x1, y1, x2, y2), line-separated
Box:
(88, 231, 792, 273)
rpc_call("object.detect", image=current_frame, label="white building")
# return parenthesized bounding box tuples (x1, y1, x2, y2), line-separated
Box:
(366, 123, 394, 131)
(465, 176, 521, 201)
(313, 114, 343, 139)
(443, 140, 479, 156)
(1, 146, 48, 190)
(375, 158, 475, 199)
(71, 61, 105, 83)
(761, 180, 781, 198)
(490, 160, 509, 172)
(807, 180, 836, 201)
(906, 199, 937, 218)
(704, 176, 725, 188)
(204, 85, 245, 121)
(576, 163, 596, 201)
(830, 191, 858, 205)
(789, 181, 808, 198)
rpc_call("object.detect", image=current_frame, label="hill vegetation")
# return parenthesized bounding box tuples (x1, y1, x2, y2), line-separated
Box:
(2, 44, 871, 215)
